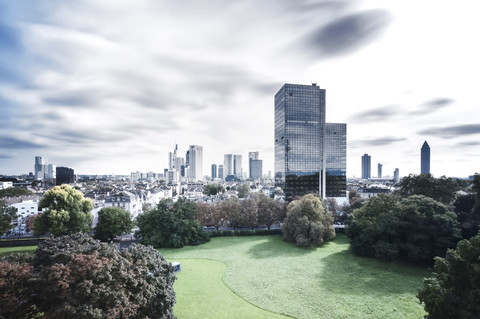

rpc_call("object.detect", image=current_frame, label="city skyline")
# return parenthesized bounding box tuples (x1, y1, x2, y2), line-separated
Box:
(1, 1, 479, 178)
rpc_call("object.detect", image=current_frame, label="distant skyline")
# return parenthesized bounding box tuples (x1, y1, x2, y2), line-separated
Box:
(1, 1, 479, 178)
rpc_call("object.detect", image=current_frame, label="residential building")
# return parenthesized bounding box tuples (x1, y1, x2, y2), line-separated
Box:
(421, 141, 430, 174)
(361, 154, 371, 179)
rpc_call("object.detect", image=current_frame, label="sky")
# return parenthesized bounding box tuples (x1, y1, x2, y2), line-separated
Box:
(0, 0, 479, 179)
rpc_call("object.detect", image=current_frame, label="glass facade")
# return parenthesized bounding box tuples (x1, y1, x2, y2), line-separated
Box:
(325, 123, 347, 197)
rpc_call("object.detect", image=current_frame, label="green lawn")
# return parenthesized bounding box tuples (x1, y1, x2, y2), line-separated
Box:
(0, 245, 36, 257)
(161, 234, 430, 319)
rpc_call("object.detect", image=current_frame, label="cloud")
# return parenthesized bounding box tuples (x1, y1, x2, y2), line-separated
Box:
(419, 124, 480, 138)
(349, 136, 407, 148)
(349, 104, 401, 122)
(409, 97, 454, 115)
(0, 136, 45, 149)
(457, 141, 480, 147)
(305, 9, 393, 57)
(43, 90, 100, 107)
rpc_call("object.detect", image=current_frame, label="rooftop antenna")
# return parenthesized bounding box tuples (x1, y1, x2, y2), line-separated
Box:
(311, 81, 317, 86)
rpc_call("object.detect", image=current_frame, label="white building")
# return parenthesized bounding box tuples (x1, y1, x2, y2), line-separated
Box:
(188, 145, 203, 181)
(104, 191, 142, 218)
(0, 181, 13, 190)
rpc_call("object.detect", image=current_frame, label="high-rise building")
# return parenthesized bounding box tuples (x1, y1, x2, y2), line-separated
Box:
(249, 152, 262, 180)
(325, 123, 347, 197)
(224, 154, 233, 176)
(218, 164, 224, 180)
(34, 156, 47, 180)
(394, 168, 400, 182)
(361, 154, 371, 179)
(233, 154, 242, 178)
(56, 167, 75, 185)
(421, 141, 430, 174)
(378, 163, 383, 178)
(187, 145, 203, 181)
(211, 164, 217, 179)
(274, 83, 346, 200)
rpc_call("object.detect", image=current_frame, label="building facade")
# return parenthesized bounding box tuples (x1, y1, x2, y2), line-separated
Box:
(34, 156, 46, 180)
(325, 123, 347, 197)
(187, 145, 203, 181)
(211, 164, 217, 179)
(224, 154, 233, 176)
(421, 141, 430, 174)
(274, 83, 346, 200)
(233, 154, 242, 178)
(56, 166, 75, 185)
(378, 163, 383, 178)
(361, 154, 371, 179)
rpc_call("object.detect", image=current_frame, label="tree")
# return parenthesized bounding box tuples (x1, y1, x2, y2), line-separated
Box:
(33, 185, 93, 236)
(418, 234, 480, 319)
(0, 233, 176, 319)
(347, 194, 461, 263)
(0, 200, 17, 235)
(221, 198, 244, 229)
(195, 201, 211, 226)
(0, 187, 32, 199)
(203, 183, 225, 196)
(210, 202, 226, 230)
(398, 174, 459, 205)
(136, 198, 210, 248)
(237, 183, 250, 198)
(453, 194, 478, 239)
(94, 207, 135, 242)
(282, 194, 335, 247)
(256, 195, 279, 229)
(242, 198, 258, 229)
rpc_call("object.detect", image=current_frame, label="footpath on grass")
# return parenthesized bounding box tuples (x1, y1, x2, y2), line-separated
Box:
(161, 234, 430, 319)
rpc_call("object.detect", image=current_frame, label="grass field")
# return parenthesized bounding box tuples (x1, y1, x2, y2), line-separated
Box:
(0, 245, 36, 257)
(161, 234, 430, 319)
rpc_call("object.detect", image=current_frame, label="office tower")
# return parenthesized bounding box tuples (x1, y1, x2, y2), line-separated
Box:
(361, 154, 371, 179)
(378, 163, 383, 178)
(421, 141, 430, 174)
(211, 164, 217, 179)
(233, 154, 242, 178)
(394, 168, 400, 182)
(34, 156, 47, 180)
(45, 164, 56, 180)
(187, 145, 203, 181)
(218, 164, 224, 180)
(224, 154, 233, 176)
(274, 83, 346, 200)
(325, 123, 347, 197)
(249, 152, 262, 180)
(56, 167, 75, 185)
(249, 152, 259, 160)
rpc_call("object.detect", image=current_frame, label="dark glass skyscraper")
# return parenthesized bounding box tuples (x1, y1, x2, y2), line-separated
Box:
(421, 141, 430, 174)
(274, 83, 346, 200)
(361, 154, 371, 179)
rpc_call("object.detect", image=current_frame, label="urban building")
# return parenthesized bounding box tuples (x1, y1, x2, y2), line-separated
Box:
(249, 152, 263, 180)
(224, 154, 233, 176)
(361, 154, 371, 179)
(394, 168, 400, 182)
(56, 166, 75, 185)
(218, 164, 224, 180)
(274, 83, 346, 200)
(378, 163, 383, 178)
(187, 145, 203, 181)
(421, 141, 430, 174)
(211, 164, 217, 179)
(233, 154, 242, 178)
(325, 123, 347, 197)
(34, 156, 46, 180)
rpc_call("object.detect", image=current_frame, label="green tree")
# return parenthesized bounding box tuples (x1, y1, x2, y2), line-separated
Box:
(282, 194, 335, 247)
(256, 195, 279, 230)
(0, 233, 176, 319)
(237, 183, 250, 198)
(454, 194, 478, 239)
(347, 194, 461, 263)
(203, 183, 225, 196)
(0, 187, 32, 199)
(221, 198, 244, 229)
(33, 185, 93, 236)
(94, 207, 135, 242)
(0, 200, 17, 235)
(136, 198, 210, 248)
(242, 198, 258, 229)
(418, 234, 480, 319)
(398, 174, 459, 205)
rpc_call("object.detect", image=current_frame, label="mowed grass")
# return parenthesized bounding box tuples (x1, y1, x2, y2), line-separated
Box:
(161, 234, 430, 319)
(0, 245, 36, 257)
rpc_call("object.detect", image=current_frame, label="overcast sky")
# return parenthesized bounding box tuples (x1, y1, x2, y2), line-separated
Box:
(1, 0, 479, 178)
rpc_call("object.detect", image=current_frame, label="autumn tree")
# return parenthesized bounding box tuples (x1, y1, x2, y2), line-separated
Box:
(0, 233, 176, 319)
(242, 198, 258, 229)
(33, 185, 93, 236)
(282, 194, 335, 247)
(221, 198, 244, 229)
(256, 195, 280, 229)
(195, 201, 211, 226)
(94, 207, 135, 242)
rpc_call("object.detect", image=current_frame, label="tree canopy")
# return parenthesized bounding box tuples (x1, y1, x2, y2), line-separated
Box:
(398, 174, 460, 205)
(33, 185, 93, 236)
(237, 183, 250, 198)
(282, 194, 335, 247)
(0, 233, 176, 319)
(137, 197, 210, 248)
(347, 194, 461, 263)
(0, 187, 32, 199)
(203, 183, 225, 196)
(0, 200, 17, 235)
(418, 234, 480, 319)
(94, 207, 135, 242)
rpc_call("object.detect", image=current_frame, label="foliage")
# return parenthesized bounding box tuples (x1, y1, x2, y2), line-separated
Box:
(0, 187, 32, 199)
(208, 229, 282, 237)
(398, 174, 460, 205)
(454, 194, 478, 239)
(237, 183, 250, 198)
(282, 194, 335, 247)
(0, 233, 176, 319)
(0, 200, 17, 235)
(94, 207, 135, 242)
(256, 195, 280, 230)
(347, 194, 461, 263)
(221, 198, 244, 229)
(33, 185, 93, 236)
(203, 183, 225, 196)
(418, 234, 480, 319)
(242, 198, 258, 229)
(137, 197, 210, 248)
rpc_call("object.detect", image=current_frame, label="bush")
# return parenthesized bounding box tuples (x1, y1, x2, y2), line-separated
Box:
(282, 194, 335, 247)
(418, 234, 480, 318)
(0, 233, 176, 319)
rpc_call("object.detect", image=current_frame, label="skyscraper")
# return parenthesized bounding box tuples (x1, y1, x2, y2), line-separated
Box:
(224, 154, 233, 176)
(34, 156, 46, 180)
(249, 152, 263, 180)
(274, 83, 346, 200)
(325, 123, 347, 197)
(394, 168, 400, 182)
(211, 164, 217, 179)
(378, 163, 383, 178)
(56, 167, 75, 185)
(218, 164, 224, 180)
(233, 154, 242, 178)
(361, 154, 371, 179)
(187, 145, 203, 181)
(421, 141, 430, 174)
